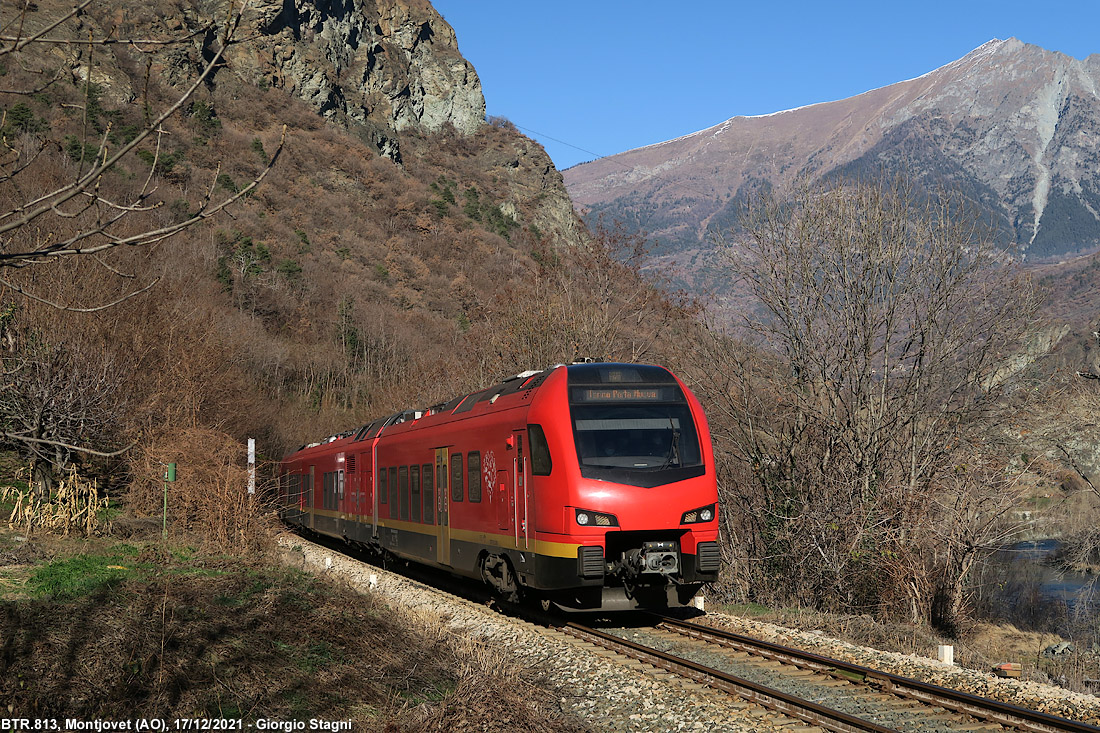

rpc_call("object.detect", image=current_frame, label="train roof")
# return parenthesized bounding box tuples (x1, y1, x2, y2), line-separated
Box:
(283, 361, 679, 460)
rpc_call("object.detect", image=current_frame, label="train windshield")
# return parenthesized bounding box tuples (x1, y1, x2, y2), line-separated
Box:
(573, 405, 701, 468)
(570, 400, 704, 487)
(567, 364, 706, 487)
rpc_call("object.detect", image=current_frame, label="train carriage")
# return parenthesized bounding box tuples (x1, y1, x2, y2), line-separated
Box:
(279, 362, 720, 611)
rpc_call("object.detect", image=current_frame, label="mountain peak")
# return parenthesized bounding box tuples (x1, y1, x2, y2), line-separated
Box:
(564, 38, 1100, 270)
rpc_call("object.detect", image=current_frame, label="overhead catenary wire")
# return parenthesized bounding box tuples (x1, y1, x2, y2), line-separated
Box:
(507, 121, 721, 203)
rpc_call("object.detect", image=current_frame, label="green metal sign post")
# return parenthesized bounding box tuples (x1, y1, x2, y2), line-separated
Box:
(163, 463, 177, 540)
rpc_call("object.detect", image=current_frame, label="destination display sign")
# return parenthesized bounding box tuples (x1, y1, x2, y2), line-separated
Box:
(572, 386, 680, 403)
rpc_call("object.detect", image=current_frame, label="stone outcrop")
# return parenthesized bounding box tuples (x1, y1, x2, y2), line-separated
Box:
(65, 0, 580, 244)
(207, 0, 485, 159)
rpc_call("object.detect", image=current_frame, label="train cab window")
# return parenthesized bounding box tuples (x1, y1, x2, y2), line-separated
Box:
(378, 467, 388, 505)
(410, 465, 421, 523)
(468, 451, 482, 503)
(528, 424, 553, 476)
(399, 466, 409, 521)
(422, 463, 434, 524)
(450, 454, 463, 502)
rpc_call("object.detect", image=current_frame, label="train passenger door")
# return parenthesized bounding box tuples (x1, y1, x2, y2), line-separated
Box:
(359, 452, 373, 518)
(513, 431, 528, 549)
(435, 448, 450, 566)
(307, 465, 316, 531)
(496, 466, 511, 532)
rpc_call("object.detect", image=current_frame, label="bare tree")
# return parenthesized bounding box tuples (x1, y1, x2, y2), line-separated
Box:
(696, 177, 1041, 631)
(0, 324, 123, 496)
(480, 220, 687, 377)
(0, 0, 283, 475)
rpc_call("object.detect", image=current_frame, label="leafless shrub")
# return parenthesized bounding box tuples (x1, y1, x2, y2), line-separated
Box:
(692, 176, 1042, 633)
(126, 427, 273, 553)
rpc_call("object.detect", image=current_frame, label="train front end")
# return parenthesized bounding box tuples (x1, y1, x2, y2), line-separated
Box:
(527, 363, 720, 611)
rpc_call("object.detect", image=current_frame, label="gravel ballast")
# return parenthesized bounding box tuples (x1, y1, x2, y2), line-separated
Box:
(278, 533, 1100, 731)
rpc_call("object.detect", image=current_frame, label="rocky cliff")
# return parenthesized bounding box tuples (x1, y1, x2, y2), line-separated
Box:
(212, 0, 485, 161)
(565, 39, 1100, 262)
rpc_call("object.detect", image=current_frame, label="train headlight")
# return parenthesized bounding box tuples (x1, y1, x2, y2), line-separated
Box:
(681, 504, 716, 524)
(575, 508, 618, 527)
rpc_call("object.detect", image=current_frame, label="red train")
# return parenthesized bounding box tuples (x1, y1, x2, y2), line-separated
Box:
(278, 362, 720, 611)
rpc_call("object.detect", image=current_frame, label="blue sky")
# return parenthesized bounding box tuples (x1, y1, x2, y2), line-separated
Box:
(432, 1, 1100, 171)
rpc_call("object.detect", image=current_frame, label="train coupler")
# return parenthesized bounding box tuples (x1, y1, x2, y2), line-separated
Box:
(622, 540, 680, 578)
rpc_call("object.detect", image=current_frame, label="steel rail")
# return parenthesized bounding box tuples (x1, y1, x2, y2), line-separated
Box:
(564, 622, 902, 733)
(655, 616, 1100, 733)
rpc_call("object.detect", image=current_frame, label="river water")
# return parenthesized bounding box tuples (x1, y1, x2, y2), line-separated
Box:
(983, 540, 1098, 629)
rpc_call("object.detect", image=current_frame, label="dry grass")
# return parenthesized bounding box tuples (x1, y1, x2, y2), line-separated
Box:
(126, 428, 275, 554)
(0, 525, 586, 730)
(386, 608, 588, 732)
(2, 466, 110, 537)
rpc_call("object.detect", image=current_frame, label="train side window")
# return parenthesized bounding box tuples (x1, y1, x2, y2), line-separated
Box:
(451, 454, 463, 502)
(410, 465, 421, 523)
(338, 469, 345, 502)
(399, 466, 409, 521)
(378, 467, 388, 505)
(422, 463, 434, 524)
(389, 467, 398, 513)
(468, 451, 482, 503)
(528, 424, 553, 476)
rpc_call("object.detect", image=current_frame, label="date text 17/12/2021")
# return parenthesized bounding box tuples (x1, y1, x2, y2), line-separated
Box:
(0, 721, 353, 732)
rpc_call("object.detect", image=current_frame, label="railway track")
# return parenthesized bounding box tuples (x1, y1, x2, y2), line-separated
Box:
(288, 531, 1100, 732)
(563, 617, 1100, 733)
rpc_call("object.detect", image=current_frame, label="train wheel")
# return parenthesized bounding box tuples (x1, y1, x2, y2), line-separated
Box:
(479, 553, 519, 603)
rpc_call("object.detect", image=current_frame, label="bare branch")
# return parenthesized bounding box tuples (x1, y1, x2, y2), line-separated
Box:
(1055, 442, 1100, 500)
(0, 2, 247, 263)
(0, 0, 94, 57)
(1, 430, 134, 458)
(0, 275, 160, 311)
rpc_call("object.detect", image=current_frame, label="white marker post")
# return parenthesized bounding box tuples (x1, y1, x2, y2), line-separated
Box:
(248, 438, 256, 495)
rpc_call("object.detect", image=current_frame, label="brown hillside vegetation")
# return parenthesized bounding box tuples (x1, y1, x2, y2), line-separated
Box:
(0, 0, 685, 507)
(1, 0, 1096, 665)
(0, 529, 584, 729)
